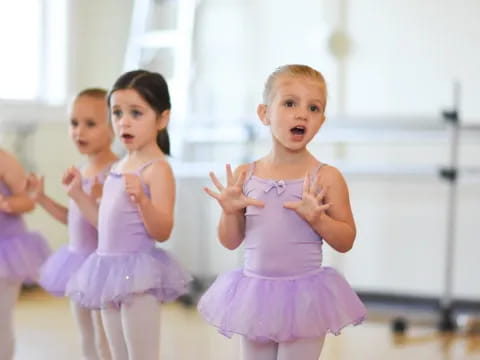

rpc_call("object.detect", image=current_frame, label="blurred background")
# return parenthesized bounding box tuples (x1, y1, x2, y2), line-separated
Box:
(1, 0, 480, 359)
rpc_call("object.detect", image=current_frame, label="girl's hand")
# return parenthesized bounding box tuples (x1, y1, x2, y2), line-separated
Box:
(124, 173, 146, 204)
(62, 167, 83, 198)
(26, 173, 45, 201)
(0, 194, 13, 213)
(204, 164, 264, 214)
(284, 172, 331, 223)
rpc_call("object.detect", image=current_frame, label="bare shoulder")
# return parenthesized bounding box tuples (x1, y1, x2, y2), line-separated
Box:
(317, 164, 345, 180)
(143, 159, 174, 184)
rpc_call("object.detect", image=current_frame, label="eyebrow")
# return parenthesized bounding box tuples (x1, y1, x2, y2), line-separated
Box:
(282, 94, 325, 104)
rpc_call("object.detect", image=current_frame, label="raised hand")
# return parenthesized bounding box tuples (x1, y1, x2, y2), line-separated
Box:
(284, 172, 330, 223)
(124, 173, 145, 204)
(27, 173, 45, 201)
(62, 167, 83, 198)
(204, 164, 264, 214)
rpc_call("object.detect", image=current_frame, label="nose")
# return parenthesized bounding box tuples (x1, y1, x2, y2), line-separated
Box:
(295, 107, 308, 120)
(119, 114, 131, 127)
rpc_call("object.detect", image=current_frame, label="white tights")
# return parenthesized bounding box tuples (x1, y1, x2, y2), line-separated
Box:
(0, 278, 21, 360)
(101, 294, 160, 360)
(241, 337, 325, 360)
(71, 301, 111, 359)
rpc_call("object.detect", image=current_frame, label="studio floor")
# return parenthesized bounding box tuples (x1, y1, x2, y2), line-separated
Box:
(12, 289, 480, 360)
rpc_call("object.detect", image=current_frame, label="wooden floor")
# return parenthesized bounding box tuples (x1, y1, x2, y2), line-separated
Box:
(13, 289, 480, 360)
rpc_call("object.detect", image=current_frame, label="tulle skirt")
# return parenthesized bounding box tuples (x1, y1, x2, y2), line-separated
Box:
(198, 267, 366, 343)
(0, 232, 51, 284)
(39, 245, 92, 296)
(66, 247, 191, 309)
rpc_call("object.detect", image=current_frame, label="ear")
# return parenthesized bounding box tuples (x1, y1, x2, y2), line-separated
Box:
(157, 109, 170, 131)
(257, 104, 270, 126)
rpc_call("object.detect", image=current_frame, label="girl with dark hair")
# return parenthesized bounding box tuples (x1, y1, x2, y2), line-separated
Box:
(67, 70, 190, 359)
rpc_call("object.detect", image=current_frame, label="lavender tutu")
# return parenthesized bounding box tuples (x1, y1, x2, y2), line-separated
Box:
(39, 246, 91, 296)
(66, 247, 191, 309)
(198, 267, 365, 343)
(0, 232, 51, 284)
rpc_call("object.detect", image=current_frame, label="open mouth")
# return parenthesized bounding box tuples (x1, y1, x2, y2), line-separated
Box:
(290, 126, 306, 135)
(121, 133, 134, 141)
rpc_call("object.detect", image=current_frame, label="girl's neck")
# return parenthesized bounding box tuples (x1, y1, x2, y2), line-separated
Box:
(123, 142, 164, 167)
(267, 142, 314, 166)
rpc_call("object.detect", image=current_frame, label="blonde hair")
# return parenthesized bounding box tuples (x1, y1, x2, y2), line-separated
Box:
(75, 87, 108, 101)
(262, 64, 327, 107)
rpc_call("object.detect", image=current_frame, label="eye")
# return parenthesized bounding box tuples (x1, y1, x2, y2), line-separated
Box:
(112, 109, 122, 119)
(309, 105, 320, 112)
(70, 119, 78, 127)
(284, 100, 295, 107)
(86, 120, 96, 128)
(131, 109, 142, 118)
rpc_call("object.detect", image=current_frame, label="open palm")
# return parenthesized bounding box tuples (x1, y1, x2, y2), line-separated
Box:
(204, 164, 263, 214)
(284, 172, 330, 223)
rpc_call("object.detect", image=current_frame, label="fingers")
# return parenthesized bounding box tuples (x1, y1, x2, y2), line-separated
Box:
(209, 172, 224, 192)
(283, 200, 300, 209)
(318, 203, 331, 212)
(303, 172, 311, 194)
(311, 175, 321, 194)
(315, 186, 327, 201)
(226, 164, 234, 186)
(62, 171, 73, 185)
(246, 197, 264, 208)
(235, 171, 247, 187)
(203, 186, 221, 201)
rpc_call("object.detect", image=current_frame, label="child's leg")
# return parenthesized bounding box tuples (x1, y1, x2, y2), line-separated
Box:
(277, 337, 325, 360)
(241, 337, 278, 360)
(0, 279, 21, 360)
(70, 300, 100, 360)
(121, 294, 160, 360)
(101, 306, 128, 360)
(92, 310, 112, 360)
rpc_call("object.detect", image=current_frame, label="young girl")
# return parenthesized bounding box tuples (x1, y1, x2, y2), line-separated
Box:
(28, 88, 117, 359)
(198, 64, 366, 360)
(0, 148, 51, 360)
(66, 70, 191, 360)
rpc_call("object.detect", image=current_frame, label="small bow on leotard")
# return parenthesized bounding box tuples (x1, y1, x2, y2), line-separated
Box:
(264, 180, 286, 195)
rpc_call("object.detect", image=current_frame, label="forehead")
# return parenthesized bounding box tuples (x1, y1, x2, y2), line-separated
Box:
(71, 96, 107, 116)
(110, 88, 147, 107)
(272, 75, 326, 100)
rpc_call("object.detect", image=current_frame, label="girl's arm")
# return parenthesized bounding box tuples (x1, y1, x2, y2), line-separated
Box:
(64, 167, 99, 227)
(0, 152, 35, 214)
(309, 167, 356, 252)
(128, 161, 175, 242)
(28, 174, 68, 224)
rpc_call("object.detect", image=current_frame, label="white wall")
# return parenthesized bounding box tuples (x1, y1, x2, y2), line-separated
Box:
(191, 0, 480, 122)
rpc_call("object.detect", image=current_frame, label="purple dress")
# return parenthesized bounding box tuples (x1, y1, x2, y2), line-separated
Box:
(198, 163, 366, 343)
(39, 173, 107, 296)
(0, 181, 51, 284)
(66, 160, 191, 309)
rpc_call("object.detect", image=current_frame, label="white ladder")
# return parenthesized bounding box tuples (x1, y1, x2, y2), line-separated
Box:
(124, 0, 198, 147)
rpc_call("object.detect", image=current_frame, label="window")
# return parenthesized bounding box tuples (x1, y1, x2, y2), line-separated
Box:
(0, 0, 66, 103)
